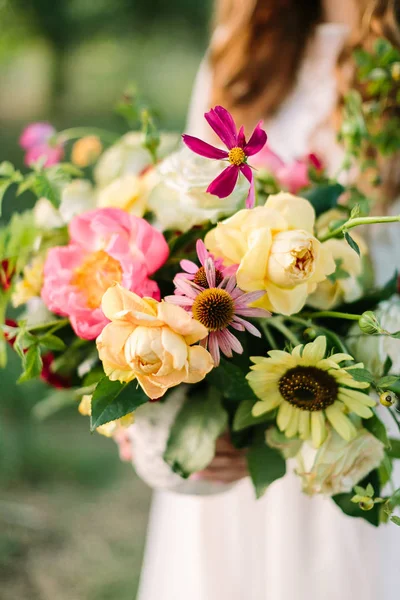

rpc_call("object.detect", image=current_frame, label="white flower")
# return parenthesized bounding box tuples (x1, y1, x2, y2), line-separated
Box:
(34, 180, 95, 228)
(347, 294, 400, 377)
(94, 131, 179, 188)
(97, 172, 156, 217)
(296, 428, 385, 496)
(147, 147, 247, 232)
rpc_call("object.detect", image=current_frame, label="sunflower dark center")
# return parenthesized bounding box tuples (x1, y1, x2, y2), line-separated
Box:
(278, 366, 338, 411)
(193, 266, 224, 288)
(192, 288, 234, 331)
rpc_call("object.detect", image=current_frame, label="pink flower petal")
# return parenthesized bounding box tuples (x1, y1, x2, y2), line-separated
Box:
(196, 239, 208, 265)
(244, 121, 268, 157)
(208, 332, 221, 366)
(235, 307, 270, 318)
(207, 165, 239, 198)
(234, 290, 267, 306)
(174, 277, 200, 299)
(250, 143, 285, 171)
(182, 134, 228, 160)
(218, 329, 243, 356)
(232, 315, 261, 337)
(240, 164, 255, 208)
(20, 122, 55, 149)
(205, 106, 238, 149)
(204, 257, 216, 288)
(230, 321, 246, 332)
(180, 259, 198, 274)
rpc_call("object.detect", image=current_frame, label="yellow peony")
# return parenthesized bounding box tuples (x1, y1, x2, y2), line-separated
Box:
(96, 284, 214, 399)
(205, 192, 335, 315)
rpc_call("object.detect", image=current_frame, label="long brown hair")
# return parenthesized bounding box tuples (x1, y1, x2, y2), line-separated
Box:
(210, 0, 400, 200)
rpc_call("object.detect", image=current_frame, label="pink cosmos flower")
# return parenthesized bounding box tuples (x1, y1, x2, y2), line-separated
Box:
(251, 144, 323, 194)
(19, 122, 64, 167)
(41, 207, 169, 340)
(166, 252, 269, 365)
(182, 106, 267, 209)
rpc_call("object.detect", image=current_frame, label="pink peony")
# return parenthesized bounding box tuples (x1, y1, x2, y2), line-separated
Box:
(251, 144, 323, 194)
(19, 122, 64, 167)
(41, 208, 169, 339)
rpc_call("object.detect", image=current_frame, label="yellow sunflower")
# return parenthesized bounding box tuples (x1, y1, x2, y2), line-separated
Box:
(247, 336, 375, 448)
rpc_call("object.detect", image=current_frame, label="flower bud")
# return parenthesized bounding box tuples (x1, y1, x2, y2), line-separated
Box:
(359, 496, 374, 511)
(391, 62, 400, 81)
(359, 311, 381, 335)
(380, 391, 397, 407)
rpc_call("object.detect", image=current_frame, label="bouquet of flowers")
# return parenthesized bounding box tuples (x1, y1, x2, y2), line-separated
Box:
(1, 39, 400, 527)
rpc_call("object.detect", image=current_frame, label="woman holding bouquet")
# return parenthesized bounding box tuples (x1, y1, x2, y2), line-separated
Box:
(135, 0, 400, 598)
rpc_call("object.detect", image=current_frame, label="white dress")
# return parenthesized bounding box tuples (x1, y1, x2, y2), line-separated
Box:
(137, 24, 400, 600)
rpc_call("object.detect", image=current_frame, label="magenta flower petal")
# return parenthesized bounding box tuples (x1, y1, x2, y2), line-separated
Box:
(237, 125, 246, 148)
(240, 164, 255, 209)
(182, 134, 228, 160)
(205, 107, 238, 150)
(244, 121, 267, 156)
(19, 122, 55, 150)
(207, 165, 239, 198)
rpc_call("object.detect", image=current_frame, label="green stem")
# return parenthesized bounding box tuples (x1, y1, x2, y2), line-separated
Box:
(268, 318, 301, 346)
(54, 127, 119, 145)
(319, 215, 400, 242)
(259, 321, 278, 349)
(27, 318, 69, 334)
(299, 311, 360, 321)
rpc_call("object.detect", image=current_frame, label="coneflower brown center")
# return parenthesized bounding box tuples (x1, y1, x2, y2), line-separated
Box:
(279, 366, 338, 411)
(193, 266, 224, 288)
(192, 288, 234, 331)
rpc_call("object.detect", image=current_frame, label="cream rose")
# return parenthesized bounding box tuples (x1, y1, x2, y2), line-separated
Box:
(94, 131, 179, 188)
(205, 192, 335, 315)
(296, 428, 385, 496)
(307, 234, 367, 310)
(147, 147, 247, 232)
(96, 284, 214, 399)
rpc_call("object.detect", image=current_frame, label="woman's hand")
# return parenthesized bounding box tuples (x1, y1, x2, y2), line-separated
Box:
(191, 433, 248, 484)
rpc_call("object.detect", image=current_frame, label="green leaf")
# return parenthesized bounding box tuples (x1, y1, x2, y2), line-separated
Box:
(327, 258, 350, 283)
(163, 388, 228, 478)
(301, 183, 345, 216)
(364, 413, 391, 448)
(388, 488, 400, 509)
(349, 368, 374, 383)
(390, 515, 400, 526)
(39, 334, 66, 351)
(207, 358, 257, 404)
(90, 377, 148, 431)
(33, 173, 60, 207)
(366, 483, 374, 497)
(0, 161, 15, 177)
(378, 453, 393, 487)
(333, 471, 381, 526)
(233, 399, 276, 431)
(383, 356, 393, 376)
(0, 179, 12, 216)
(344, 231, 361, 256)
(354, 485, 366, 496)
(247, 429, 286, 499)
(18, 345, 43, 383)
(377, 375, 400, 389)
(387, 438, 400, 459)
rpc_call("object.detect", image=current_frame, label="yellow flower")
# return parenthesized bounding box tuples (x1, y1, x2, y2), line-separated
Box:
(71, 136, 103, 167)
(296, 428, 384, 495)
(12, 256, 45, 307)
(247, 336, 375, 447)
(307, 235, 367, 310)
(96, 284, 214, 399)
(78, 394, 134, 437)
(205, 192, 335, 315)
(97, 172, 155, 217)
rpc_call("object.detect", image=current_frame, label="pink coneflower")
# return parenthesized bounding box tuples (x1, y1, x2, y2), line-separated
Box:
(175, 240, 235, 288)
(182, 106, 267, 209)
(166, 255, 269, 365)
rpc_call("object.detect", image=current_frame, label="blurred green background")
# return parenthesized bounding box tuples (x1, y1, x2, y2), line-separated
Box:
(0, 1, 211, 597)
